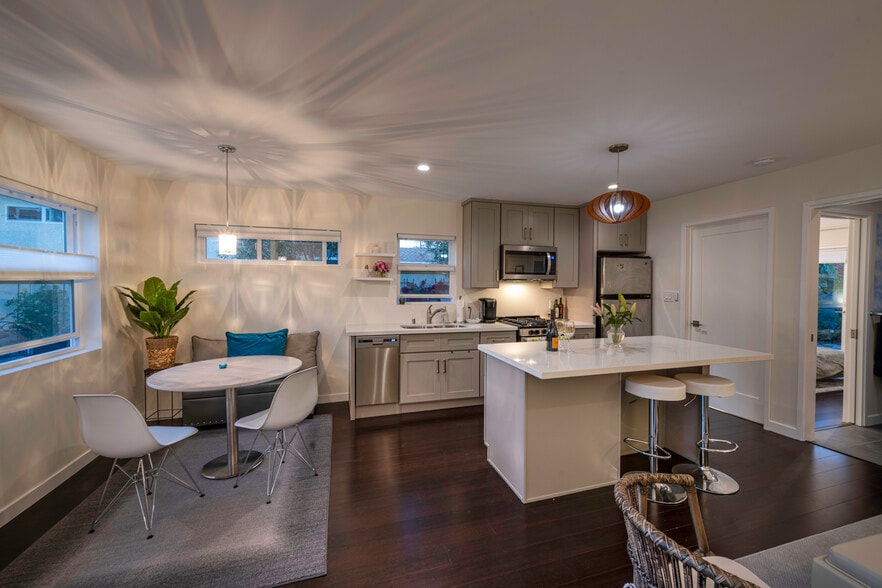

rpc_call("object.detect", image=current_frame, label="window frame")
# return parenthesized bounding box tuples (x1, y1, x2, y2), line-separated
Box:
(0, 179, 99, 374)
(396, 233, 456, 304)
(195, 224, 341, 265)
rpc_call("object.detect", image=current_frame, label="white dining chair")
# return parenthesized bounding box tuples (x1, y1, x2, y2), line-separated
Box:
(233, 366, 319, 502)
(73, 394, 204, 539)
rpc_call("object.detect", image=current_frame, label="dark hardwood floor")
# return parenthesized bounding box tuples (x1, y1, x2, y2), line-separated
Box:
(4, 402, 882, 587)
(815, 390, 844, 430)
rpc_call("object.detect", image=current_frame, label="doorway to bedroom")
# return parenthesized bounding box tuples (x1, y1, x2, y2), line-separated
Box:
(814, 216, 854, 431)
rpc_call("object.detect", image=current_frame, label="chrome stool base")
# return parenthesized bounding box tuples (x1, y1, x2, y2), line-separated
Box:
(623, 470, 687, 504)
(673, 463, 739, 495)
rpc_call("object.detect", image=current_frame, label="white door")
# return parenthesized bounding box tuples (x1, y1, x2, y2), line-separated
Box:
(689, 215, 771, 423)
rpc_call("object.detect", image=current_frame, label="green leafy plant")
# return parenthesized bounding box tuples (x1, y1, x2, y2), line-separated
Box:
(117, 277, 196, 338)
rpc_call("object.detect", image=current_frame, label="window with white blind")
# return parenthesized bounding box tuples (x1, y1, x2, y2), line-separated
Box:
(397, 234, 455, 304)
(0, 180, 100, 372)
(195, 224, 341, 265)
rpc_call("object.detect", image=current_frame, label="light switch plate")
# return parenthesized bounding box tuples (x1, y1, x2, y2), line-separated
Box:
(663, 291, 679, 302)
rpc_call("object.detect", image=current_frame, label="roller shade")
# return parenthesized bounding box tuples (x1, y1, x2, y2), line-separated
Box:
(0, 245, 97, 280)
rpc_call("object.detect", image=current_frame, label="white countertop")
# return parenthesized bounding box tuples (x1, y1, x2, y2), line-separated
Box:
(345, 319, 594, 336)
(478, 335, 772, 380)
(345, 322, 517, 336)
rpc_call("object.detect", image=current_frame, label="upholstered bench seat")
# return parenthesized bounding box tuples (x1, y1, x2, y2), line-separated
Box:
(181, 331, 319, 426)
(812, 533, 882, 587)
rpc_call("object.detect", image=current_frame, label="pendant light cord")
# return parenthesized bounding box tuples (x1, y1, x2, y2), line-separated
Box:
(225, 150, 230, 229)
(218, 144, 236, 229)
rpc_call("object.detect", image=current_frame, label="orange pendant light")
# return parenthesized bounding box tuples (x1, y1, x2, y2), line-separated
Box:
(586, 144, 651, 224)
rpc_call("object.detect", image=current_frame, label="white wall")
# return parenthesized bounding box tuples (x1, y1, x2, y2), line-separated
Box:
(648, 143, 882, 438)
(0, 106, 148, 525)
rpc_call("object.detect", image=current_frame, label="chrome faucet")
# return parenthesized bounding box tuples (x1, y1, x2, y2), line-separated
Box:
(427, 305, 448, 324)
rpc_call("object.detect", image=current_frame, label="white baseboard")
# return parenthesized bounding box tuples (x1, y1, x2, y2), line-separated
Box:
(318, 392, 348, 404)
(766, 419, 802, 441)
(0, 450, 95, 528)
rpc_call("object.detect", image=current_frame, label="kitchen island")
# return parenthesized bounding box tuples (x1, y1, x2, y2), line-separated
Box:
(478, 335, 772, 503)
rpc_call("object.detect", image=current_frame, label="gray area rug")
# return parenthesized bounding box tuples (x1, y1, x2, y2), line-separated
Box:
(1, 414, 332, 587)
(735, 515, 882, 587)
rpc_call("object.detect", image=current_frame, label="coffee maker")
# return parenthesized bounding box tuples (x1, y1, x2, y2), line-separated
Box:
(479, 298, 497, 323)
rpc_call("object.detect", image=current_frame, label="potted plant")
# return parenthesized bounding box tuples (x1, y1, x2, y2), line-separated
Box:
(117, 277, 196, 369)
(593, 292, 641, 348)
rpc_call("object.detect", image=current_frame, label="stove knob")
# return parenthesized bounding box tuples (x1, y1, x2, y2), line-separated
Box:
(529, 329, 538, 335)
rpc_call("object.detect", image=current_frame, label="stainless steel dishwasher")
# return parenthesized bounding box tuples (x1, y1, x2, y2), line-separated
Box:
(355, 336, 400, 406)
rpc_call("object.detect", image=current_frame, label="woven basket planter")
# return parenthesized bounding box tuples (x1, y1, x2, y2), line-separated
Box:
(145, 336, 178, 370)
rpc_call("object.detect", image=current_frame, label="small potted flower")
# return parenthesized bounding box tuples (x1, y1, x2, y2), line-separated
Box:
(593, 292, 641, 348)
(372, 260, 390, 278)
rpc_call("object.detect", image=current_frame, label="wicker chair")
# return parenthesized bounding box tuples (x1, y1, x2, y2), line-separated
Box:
(613, 472, 769, 588)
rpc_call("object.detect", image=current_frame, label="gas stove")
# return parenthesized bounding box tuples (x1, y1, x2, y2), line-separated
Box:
(497, 315, 549, 341)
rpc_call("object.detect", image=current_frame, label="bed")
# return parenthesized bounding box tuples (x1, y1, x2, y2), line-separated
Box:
(816, 346, 844, 380)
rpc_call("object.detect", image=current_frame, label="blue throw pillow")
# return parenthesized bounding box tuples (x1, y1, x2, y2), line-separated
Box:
(226, 329, 289, 357)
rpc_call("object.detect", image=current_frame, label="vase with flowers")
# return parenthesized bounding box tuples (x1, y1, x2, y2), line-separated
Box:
(593, 293, 641, 348)
(372, 260, 390, 278)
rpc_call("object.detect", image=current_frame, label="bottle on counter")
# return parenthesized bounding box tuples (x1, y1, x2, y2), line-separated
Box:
(546, 317, 559, 352)
(562, 296, 567, 320)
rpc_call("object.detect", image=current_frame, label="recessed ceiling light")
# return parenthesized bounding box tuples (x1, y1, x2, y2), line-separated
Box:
(608, 183, 618, 190)
(751, 156, 777, 167)
(417, 163, 431, 172)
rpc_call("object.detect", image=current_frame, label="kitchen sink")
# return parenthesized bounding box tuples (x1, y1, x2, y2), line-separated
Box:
(399, 323, 470, 329)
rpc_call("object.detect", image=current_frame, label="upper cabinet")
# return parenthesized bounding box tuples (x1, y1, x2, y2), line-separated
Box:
(462, 201, 501, 288)
(595, 216, 646, 253)
(500, 204, 554, 246)
(553, 208, 579, 288)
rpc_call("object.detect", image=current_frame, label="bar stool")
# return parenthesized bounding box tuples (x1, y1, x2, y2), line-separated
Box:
(624, 374, 688, 505)
(672, 373, 739, 495)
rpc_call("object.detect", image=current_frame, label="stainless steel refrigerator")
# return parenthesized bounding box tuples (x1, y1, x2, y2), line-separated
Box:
(596, 255, 652, 337)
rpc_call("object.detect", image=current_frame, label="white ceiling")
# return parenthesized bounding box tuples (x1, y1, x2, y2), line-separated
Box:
(1, 0, 881, 204)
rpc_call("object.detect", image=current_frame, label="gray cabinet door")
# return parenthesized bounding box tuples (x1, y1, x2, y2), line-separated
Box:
(501, 204, 555, 246)
(441, 350, 480, 400)
(553, 208, 579, 287)
(463, 201, 501, 288)
(400, 352, 442, 403)
(595, 216, 646, 252)
(501, 204, 530, 244)
(528, 206, 554, 246)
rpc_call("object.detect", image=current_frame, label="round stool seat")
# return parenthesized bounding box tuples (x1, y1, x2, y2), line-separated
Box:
(625, 374, 686, 401)
(674, 373, 736, 398)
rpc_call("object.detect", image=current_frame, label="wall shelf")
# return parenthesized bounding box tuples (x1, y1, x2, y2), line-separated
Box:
(353, 277, 392, 282)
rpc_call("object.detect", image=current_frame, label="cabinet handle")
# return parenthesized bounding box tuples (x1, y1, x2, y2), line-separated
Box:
(530, 226, 533, 240)
(523, 226, 527, 240)
(442, 359, 447, 373)
(436, 359, 440, 373)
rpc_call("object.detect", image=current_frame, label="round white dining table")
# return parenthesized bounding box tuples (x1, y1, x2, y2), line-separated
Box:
(147, 355, 302, 479)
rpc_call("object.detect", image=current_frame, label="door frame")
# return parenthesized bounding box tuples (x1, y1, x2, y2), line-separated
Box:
(799, 189, 882, 441)
(681, 209, 774, 426)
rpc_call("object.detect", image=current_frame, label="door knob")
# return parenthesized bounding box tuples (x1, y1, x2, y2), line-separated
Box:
(691, 320, 702, 327)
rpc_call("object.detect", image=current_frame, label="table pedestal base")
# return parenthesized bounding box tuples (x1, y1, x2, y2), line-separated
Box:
(201, 450, 264, 480)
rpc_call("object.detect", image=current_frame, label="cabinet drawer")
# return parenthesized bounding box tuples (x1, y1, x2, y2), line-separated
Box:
(440, 333, 480, 351)
(480, 332, 517, 344)
(400, 334, 441, 353)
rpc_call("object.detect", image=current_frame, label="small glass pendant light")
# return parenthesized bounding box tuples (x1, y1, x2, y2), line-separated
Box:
(217, 144, 238, 255)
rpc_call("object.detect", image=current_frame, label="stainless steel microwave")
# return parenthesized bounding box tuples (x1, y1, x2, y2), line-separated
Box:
(500, 245, 557, 281)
